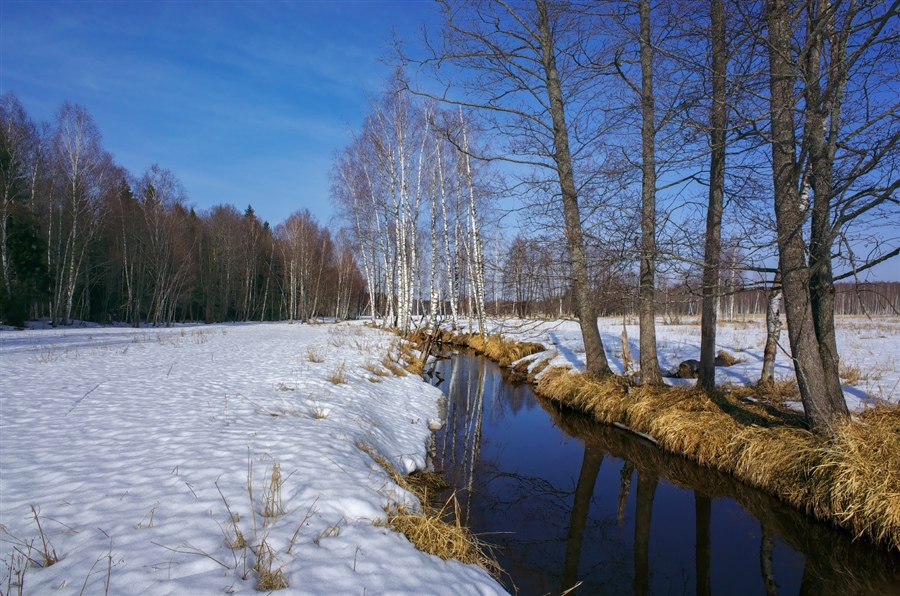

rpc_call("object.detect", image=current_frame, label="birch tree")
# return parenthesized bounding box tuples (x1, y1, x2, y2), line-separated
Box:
(50, 102, 115, 325)
(401, 0, 613, 375)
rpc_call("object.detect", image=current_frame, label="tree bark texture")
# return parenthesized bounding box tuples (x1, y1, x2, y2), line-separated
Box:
(760, 274, 782, 385)
(766, 0, 848, 433)
(638, 0, 663, 385)
(699, 0, 727, 390)
(536, 0, 610, 376)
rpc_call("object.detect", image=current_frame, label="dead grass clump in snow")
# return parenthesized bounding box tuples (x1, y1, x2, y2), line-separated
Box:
(306, 346, 325, 363)
(327, 361, 348, 385)
(216, 481, 248, 550)
(362, 361, 390, 377)
(397, 342, 426, 376)
(839, 362, 866, 385)
(0, 505, 60, 571)
(715, 350, 742, 367)
(2, 550, 28, 596)
(380, 500, 501, 580)
(537, 364, 900, 551)
(261, 461, 284, 520)
(356, 442, 405, 487)
(505, 351, 554, 385)
(254, 537, 288, 591)
(381, 353, 408, 377)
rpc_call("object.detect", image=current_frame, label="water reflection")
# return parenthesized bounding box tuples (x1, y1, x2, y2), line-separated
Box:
(429, 352, 900, 595)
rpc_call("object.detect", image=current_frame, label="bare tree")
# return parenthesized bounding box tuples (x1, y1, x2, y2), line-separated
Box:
(765, 0, 899, 432)
(50, 102, 115, 325)
(699, 0, 727, 389)
(134, 164, 193, 326)
(401, 0, 612, 375)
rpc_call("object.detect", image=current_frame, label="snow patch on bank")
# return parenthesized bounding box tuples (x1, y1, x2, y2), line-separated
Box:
(455, 316, 899, 412)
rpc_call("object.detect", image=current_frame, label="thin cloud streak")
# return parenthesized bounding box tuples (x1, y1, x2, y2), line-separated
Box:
(1, 0, 435, 224)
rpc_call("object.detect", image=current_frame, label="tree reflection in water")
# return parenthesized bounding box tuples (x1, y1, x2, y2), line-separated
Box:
(429, 352, 900, 595)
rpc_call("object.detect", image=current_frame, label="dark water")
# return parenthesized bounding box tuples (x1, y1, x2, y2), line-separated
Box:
(427, 352, 900, 596)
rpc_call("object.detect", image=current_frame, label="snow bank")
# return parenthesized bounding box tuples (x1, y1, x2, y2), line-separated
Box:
(0, 322, 506, 595)
(461, 316, 899, 412)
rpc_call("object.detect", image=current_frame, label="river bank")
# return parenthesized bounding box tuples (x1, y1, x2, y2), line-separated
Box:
(427, 350, 900, 594)
(421, 316, 900, 554)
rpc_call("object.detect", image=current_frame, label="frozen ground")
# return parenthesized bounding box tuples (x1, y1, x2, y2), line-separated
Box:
(468, 315, 900, 412)
(0, 322, 505, 595)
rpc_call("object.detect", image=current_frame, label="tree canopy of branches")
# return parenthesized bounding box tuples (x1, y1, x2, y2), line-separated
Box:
(397, 0, 898, 432)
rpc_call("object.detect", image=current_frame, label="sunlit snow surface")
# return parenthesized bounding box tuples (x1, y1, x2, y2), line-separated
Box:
(0, 322, 505, 595)
(468, 315, 900, 412)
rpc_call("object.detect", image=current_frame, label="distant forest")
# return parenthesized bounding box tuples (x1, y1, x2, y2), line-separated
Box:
(0, 94, 366, 327)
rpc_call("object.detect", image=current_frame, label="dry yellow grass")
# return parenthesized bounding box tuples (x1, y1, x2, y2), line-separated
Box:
(380, 500, 501, 580)
(536, 366, 900, 552)
(306, 346, 325, 363)
(381, 355, 407, 377)
(254, 538, 288, 590)
(362, 361, 390, 377)
(463, 333, 546, 367)
(839, 362, 866, 385)
(327, 361, 348, 384)
(815, 406, 900, 545)
(715, 350, 741, 366)
(398, 342, 426, 376)
(357, 442, 500, 579)
(261, 461, 284, 520)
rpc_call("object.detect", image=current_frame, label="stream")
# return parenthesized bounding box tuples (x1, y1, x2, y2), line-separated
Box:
(427, 351, 900, 595)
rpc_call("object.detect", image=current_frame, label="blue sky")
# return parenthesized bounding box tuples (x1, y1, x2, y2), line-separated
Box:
(1, 0, 435, 226)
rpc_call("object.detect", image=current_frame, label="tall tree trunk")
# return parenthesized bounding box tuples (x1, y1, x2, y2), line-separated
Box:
(804, 0, 849, 420)
(460, 113, 487, 339)
(699, 0, 727, 390)
(536, 0, 610, 376)
(638, 0, 662, 385)
(766, 0, 848, 433)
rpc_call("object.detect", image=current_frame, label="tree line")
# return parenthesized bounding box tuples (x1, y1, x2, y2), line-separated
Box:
(0, 93, 367, 327)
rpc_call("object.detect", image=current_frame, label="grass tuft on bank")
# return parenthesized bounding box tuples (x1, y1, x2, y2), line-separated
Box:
(357, 442, 501, 580)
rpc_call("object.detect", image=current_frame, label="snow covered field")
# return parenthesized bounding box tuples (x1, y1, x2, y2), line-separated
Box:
(1, 315, 895, 594)
(0, 322, 505, 595)
(475, 315, 900, 412)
